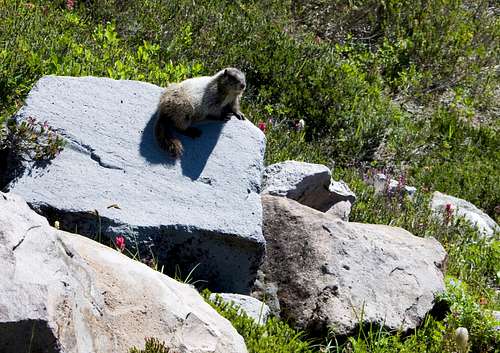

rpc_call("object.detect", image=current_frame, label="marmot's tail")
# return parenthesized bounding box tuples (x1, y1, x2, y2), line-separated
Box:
(155, 117, 183, 158)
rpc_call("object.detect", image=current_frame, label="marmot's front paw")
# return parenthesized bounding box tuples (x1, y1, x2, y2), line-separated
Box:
(235, 112, 246, 120)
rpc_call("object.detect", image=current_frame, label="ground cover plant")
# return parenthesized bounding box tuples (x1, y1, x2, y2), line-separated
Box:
(1, 0, 498, 352)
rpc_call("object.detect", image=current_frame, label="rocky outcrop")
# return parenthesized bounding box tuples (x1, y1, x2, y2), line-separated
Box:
(254, 195, 447, 336)
(368, 173, 416, 198)
(209, 294, 270, 325)
(5, 75, 266, 293)
(262, 161, 355, 220)
(0, 192, 247, 353)
(431, 191, 499, 237)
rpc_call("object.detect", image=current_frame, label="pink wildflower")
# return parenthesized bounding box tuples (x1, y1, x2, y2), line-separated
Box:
(27, 116, 36, 126)
(66, 0, 75, 10)
(398, 174, 406, 188)
(115, 235, 125, 252)
(257, 121, 266, 133)
(295, 119, 305, 131)
(444, 203, 454, 225)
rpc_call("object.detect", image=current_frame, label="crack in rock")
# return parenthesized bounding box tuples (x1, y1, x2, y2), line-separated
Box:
(61, 133, 124, 171)
(12, 225, 41, 251)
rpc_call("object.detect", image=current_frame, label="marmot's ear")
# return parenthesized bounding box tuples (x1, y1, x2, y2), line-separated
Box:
(224, 69, 228, 76)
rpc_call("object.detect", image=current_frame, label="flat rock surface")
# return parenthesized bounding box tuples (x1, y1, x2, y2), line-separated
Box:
(5, 76, 265, 293)
(431, 191, 499, 237)
(0, 192, 247, 353)
(255, 196, 447, 336)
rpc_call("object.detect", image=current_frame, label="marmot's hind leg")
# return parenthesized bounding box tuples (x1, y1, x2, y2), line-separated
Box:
(168, 105, 202, 138)
(177, 126, 202, 138)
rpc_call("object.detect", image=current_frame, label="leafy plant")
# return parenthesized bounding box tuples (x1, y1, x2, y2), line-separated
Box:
(203, 290, 314, 353)
(0, 117, 65, 162)
(129, 337, 172, 353)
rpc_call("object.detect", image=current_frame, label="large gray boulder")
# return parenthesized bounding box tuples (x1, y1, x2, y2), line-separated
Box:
(5, 75, 266, 293)
(262, 161, 355, 220)
(0, 192, 247, 353)
(254, 195, 447, 336)
(431, 191, 499, 237)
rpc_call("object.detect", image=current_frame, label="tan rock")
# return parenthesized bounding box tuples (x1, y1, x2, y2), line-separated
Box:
(0, 192, 247, 353)
(254, 195, 447, 335)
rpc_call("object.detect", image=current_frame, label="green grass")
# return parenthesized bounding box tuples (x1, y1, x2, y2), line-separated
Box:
(1, 1, 499, 352)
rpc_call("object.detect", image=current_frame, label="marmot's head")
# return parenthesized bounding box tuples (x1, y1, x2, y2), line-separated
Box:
(217, 68, 246, 94)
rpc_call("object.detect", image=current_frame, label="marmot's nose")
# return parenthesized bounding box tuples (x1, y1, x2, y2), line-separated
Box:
(240, 83, 246, 90)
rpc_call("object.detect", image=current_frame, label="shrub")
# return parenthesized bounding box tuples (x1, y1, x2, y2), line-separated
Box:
(129, 338, 171, 353)
(203, 290, 314, 353)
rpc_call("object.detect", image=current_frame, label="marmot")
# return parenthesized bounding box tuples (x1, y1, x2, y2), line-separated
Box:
(155, 67, 246, 158)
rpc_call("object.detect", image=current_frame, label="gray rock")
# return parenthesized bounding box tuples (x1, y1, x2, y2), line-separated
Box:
(368, 173, 417, 198)
(255, 195, 447, 336)
(0, 192, 247, 353)
(370, 173, 388, 194)
(329, 180, 356, 203)
(388, 178, 400, 192)
(492, 310, 500, 331)
(262, 161, 355, 217)
(325, 200, 352, 222)
(431, 191, 499, 237)
(251, 271, 281, 317)
(5, 76, 266, 293)
(404, 186, 417, 197)
(209, 293, 270, 325)
(494, 310, 500, 320)
(327, 180, 357, 220)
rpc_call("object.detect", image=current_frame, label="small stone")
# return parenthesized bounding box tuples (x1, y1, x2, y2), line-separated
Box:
(454, 327, 469, 353)
(210, 293, 271, 325)
(431, 191, 499, 237)
(262, 161, 356, 218)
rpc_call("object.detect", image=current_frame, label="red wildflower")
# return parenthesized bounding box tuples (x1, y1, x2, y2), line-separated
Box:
(294, 119, 305, 132)
(27, 116, 36, 126)
(257, 121, 266, 133)
(66, 0, 75, 10)
(444, 203, 454, 225)
(115, 235, 125, 252)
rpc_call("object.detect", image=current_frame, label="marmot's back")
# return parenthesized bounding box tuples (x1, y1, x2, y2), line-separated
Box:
(177, 76, 215, 121)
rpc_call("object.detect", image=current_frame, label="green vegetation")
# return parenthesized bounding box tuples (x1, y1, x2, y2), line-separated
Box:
(1, 0, 499, 352)
(205, 291, 314, 353)
(129, 337, 171, 353)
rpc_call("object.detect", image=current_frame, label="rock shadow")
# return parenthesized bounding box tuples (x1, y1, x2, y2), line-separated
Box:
(0, 319, 59, 353)
(139, 111, 224, 180)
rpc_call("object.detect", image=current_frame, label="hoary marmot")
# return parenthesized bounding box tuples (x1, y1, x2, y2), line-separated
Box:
(155, 68, 246, 158)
